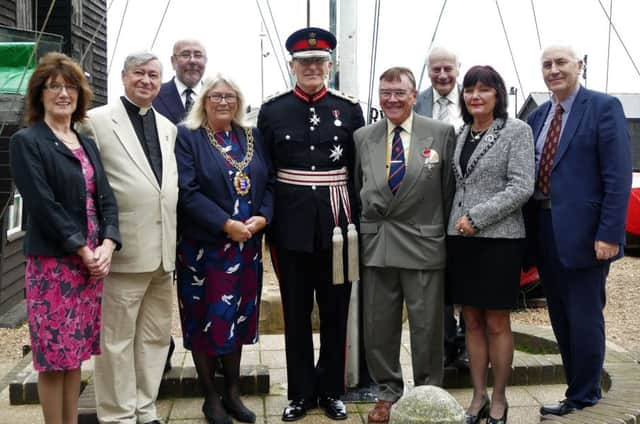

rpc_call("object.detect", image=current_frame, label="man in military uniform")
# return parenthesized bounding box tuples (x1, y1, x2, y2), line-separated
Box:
(257, 27, 365, 422)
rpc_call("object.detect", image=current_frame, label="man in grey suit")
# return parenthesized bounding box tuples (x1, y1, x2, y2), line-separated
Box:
(355, 67, 455, 424)
(414, 47, 463, 131)
(78, 51, 178, 424)
(414, 47, 466, 369)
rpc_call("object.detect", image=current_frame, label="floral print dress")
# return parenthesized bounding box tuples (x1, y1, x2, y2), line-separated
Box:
(25, 146, 102, 371)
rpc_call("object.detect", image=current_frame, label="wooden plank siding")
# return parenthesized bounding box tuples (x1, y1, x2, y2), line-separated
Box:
(0, 0, 16, 27)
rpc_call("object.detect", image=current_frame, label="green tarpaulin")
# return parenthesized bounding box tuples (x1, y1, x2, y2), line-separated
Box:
(0, 42, 35, 95)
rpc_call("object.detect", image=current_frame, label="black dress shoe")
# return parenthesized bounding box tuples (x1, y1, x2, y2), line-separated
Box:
(540, 399, 577, 416)
(282, 399, 317, 422)
(465, 395, 490, 424)
(319, 396, 348, 420)
(487, 402, 508, 424)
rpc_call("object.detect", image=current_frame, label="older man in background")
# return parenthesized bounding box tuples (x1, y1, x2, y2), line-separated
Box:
(414, 47, 466, 369)
(153, 39, 207, 124)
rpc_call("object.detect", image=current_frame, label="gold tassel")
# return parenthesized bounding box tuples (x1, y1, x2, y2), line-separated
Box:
(347, 223, 359, 282)
(332, 226, 344, 285)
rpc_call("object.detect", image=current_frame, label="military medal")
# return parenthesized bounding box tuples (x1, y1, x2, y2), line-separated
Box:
(233, 170, 251, 195)
(205, 126, 255, 196)
(309, 107, 320, 127)
(423, 148, 433, 169)
(332, 109, 342, 127)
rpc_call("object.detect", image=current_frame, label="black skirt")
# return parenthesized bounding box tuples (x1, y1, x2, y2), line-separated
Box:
(446, 235, 524, 310)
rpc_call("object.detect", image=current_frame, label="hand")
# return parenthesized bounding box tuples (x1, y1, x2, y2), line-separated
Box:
(93, 239, 116, 278)
(77, 246, 100, 276)
(223, 219, 252, 242)
(594, 240, 619, 260)
(455, 215, 476, 236)
(245, 216, 267, 234)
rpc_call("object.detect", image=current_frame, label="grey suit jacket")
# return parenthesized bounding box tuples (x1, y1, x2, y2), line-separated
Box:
(447, 118, 534, 239)
(354, 114, 456, 270)
(77, 101, 179, 273)
(414, 86, 435, 117)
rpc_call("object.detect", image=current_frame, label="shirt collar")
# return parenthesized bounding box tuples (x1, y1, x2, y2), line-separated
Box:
(387, 113, 413, 137)
(433, 85, 459, 106)
(122, 95, 151, 116)
(294, 85, 327, 103)
(174, 77, 203, 97)
(551, 84, 580, 114)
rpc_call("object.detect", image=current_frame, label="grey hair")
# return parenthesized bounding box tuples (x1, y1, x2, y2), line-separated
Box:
(540, 44, 581, 63)
(427, 47, 460, 68)
(183, 73, 247, 129)
(122, 51, 163, 74)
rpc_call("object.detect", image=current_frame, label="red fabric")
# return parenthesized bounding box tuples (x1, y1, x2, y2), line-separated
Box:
(290, 38, 332, 52)
(520, 267, 540, 287)
(626, 188, 640, 235)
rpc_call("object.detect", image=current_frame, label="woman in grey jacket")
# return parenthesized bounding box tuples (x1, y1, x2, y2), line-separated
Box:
(447, 66, 534, 424)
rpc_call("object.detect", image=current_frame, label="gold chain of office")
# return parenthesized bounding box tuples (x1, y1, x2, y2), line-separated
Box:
(205, 126, 254, 196)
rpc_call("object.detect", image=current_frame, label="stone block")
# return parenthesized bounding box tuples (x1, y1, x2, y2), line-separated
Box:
(390, 385, 464, 424)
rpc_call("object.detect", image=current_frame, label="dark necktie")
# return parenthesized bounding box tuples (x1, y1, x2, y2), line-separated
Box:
(537, 104, 564, 196)
(388, 126, 406, 195)
(184, 88, 194, 112)
(140, 110, 162, 184)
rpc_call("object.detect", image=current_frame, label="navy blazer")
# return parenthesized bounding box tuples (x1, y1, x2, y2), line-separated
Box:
(10, 120, 121, 256)
(526, 86, 632, 269)
(153, 78, 186, 125)
(175, 123, 274, 243)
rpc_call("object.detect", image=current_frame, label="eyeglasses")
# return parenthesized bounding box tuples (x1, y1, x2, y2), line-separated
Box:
(174, 51, 206, 61)
(207, 94, 238, 104)
(45, 83, 79, 94)
(379, 90, 411, 100)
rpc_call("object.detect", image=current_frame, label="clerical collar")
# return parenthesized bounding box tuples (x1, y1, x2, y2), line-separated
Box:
(294, 85, 327, 103)
(121, 95, 152, 116)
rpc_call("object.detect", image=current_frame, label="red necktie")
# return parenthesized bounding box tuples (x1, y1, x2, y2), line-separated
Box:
(537, 104, 564, 196)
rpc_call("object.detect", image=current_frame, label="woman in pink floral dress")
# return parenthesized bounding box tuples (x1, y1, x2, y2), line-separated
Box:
(10, 53, 120, 424)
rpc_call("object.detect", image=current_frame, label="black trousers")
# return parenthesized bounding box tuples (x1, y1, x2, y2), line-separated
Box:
(272, 246, 351, 400)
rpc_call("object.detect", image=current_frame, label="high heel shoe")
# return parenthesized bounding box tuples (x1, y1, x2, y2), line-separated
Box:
(487, 402, 509, 424)
(465, 395, 490, 424)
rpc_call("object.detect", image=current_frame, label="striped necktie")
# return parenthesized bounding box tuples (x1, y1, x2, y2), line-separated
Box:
(388, 126, 406, 195)
(537, 104, 564, 196)
(437, 96, 449, 122)
(184, 88, 194, 112)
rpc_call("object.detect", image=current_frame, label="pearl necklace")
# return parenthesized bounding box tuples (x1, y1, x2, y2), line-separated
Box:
(469, 128, 488, 141)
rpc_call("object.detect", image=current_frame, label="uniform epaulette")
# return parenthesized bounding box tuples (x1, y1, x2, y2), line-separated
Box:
(263, 89, 293, 104)
(327, 88, 360, 104)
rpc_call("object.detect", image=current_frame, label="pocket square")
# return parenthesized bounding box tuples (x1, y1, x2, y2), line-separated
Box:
(423, 148, 440, 165)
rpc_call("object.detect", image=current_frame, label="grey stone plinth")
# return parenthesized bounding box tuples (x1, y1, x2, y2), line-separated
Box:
(390, 385, 465, 424)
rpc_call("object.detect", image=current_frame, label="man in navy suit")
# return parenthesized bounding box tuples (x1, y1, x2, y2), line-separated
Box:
(526, 45, 631, 416)
(153, 39, 207, 124)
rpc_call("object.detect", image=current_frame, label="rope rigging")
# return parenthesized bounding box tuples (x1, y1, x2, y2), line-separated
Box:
(150, 0, 173, 50)
(265, 0, 292, 87)
(529, 0, 542, 49)
(365, 0, 381, 124)
(605, 0, 613, 93)
(255, 0, 291, 91)
(416, 0, 448, 91)
(495, 0, 525, 103)
(80, 0, 117, 64)
(107, 0, 130, 75)
(596, 0, 640, 81)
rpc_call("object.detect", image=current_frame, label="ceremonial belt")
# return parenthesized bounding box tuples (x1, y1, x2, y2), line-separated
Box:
(276, 167, 348, 186)
(275, 167, 359, 285)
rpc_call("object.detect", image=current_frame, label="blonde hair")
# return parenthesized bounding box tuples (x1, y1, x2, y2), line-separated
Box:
(183, 74, 247, 129)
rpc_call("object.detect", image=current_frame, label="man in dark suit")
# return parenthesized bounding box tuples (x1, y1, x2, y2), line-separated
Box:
(153, 39, 207, 124)
(413, 47, 466, 369)
(526, 45, 631, 417)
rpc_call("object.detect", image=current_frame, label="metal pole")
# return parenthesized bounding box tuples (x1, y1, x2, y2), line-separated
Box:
(307, 0, 311, 27)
